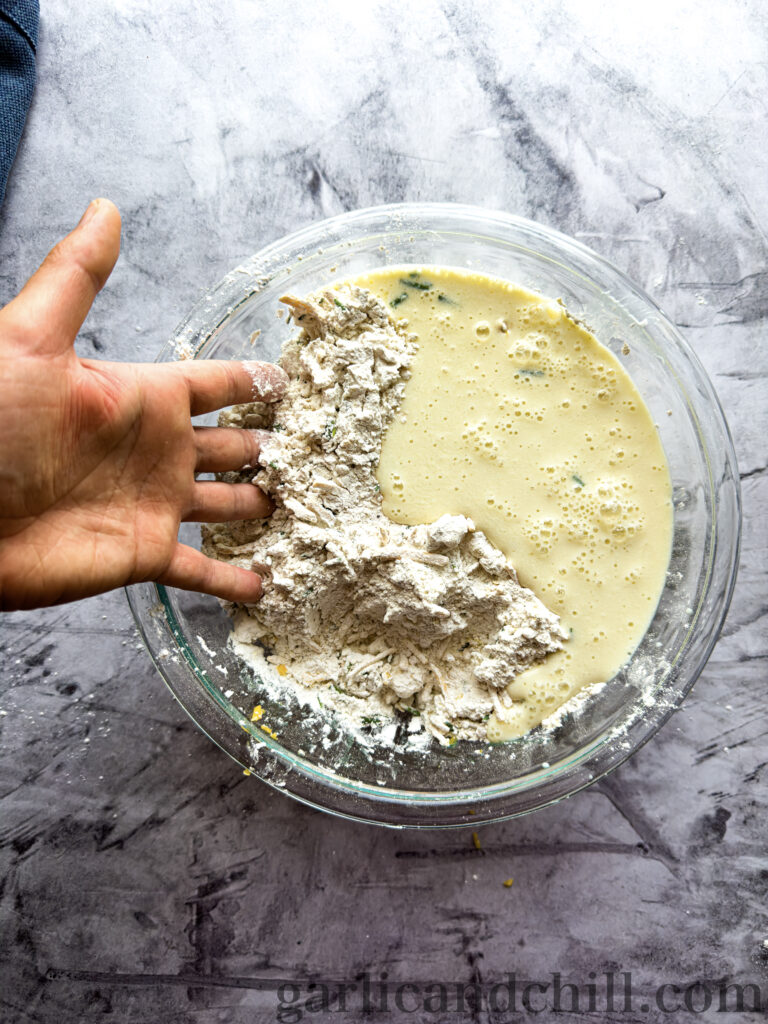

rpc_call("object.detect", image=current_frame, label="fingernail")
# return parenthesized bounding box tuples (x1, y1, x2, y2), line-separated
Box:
(251, 560, 272, 582)
(247, 428, 272, 444)
(79, 199, 100, 227)
(243, 361, 289, 402)
(240, 429, 269, 468)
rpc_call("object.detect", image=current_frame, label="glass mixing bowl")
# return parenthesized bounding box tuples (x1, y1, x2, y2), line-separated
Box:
(126, 203, 740, 828)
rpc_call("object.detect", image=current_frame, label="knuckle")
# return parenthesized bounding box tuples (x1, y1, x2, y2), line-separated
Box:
(44, 239, 70, 270)
(0, 309, 34, 347)
(243, 435, 261, 469)
(45, 238, 103, 294)
(200, 556, 216, 590)
(222, 363, 240, 402)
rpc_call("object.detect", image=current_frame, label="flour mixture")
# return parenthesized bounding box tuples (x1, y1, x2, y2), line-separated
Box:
(202, 284, 567, 744)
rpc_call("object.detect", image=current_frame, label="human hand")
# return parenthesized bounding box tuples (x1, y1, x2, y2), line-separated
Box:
(0, 199, 287, 611)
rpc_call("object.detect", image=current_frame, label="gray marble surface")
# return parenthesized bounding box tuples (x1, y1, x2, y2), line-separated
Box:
(1, 2, 767, 1021)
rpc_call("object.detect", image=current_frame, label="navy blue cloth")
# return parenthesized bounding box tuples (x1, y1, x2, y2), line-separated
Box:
(0, 0, 38, 207)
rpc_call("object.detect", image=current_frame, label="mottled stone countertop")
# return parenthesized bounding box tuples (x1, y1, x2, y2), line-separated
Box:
(1, 2, 766, 1022)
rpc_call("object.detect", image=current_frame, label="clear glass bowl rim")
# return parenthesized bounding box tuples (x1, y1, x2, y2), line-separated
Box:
(126, 201, 741, 828)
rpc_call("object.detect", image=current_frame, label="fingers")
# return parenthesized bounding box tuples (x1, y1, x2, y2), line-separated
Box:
(174, 360, 288, 415)
(194, 427, 264, 473)
(184, 481, 273, 522)
(157, 543, 263, 603)
(1, 198, 121, 354)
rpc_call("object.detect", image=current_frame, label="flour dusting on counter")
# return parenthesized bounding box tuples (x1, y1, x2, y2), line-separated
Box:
(202, 285, 566, 744)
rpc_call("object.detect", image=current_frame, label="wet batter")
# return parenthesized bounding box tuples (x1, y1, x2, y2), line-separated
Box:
(352, 266, 673, 739)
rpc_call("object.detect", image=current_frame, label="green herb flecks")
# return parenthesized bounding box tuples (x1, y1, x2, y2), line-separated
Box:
(336, 736, 357, 769)
(518, 368, 545, 378)
(272, 423, 285, 432)
(269, 461, 278, 469)
(572, 474, 585, 488)
(323, 420, 337, 441)
(399, 276, 433, 291)
(362, 715, 381, 727)
(390, 292, 409, 308)
(333, 297, 347, 311)
(401, 705, 421, 716)
(437, 292, 457, 305)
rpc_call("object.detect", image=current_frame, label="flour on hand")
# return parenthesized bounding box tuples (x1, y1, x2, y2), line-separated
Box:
(202, 285, 566, 743)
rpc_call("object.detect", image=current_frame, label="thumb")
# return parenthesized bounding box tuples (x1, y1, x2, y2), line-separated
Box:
(1, 198, 122, 355)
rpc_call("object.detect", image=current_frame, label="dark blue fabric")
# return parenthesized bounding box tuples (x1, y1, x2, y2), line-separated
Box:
(0, 0, 38, 207)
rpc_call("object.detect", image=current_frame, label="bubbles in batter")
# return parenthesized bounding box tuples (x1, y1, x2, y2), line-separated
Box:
(353, 265, 673, 739)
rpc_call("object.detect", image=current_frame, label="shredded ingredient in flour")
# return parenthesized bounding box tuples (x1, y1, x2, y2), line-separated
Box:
(202, 285, 567, 743)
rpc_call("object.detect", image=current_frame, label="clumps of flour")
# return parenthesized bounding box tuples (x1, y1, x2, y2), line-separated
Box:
(202, 285, 566, 744)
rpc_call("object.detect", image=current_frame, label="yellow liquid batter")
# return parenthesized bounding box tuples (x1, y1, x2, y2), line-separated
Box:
(348, 266, 673, 740)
